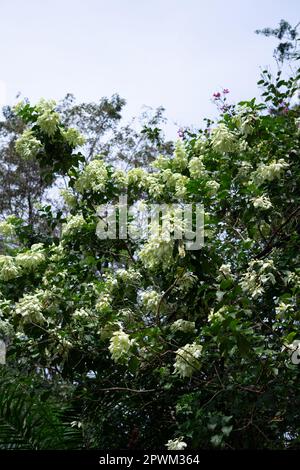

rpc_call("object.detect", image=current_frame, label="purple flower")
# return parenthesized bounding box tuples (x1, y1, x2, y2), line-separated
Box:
(221, 104, 230, 112)
(213, 92, 221, 99)
(223, 88, 230, 94)
(177, 128, 185, 138)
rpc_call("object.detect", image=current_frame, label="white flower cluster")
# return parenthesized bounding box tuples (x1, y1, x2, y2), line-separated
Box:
(109, 329, 134, 362)
(0, 255, 20, 281)
(147, 175, 165, 198)
(172, 141, 188, 171)
(112, 169, 128, 189)
(275, 300, 294, 318)
(211, 123, 236, 153)
(165, 437, 187, 450)
(170, 319, 196, 334)
(15, 129, 43, 159)
(61, 128, 85, 148)
(60, 189, 77, 209)
(15, 291, 45, 325)
(0, 218, 15, 237)
(0, 244, 45, 281)
(152, 154, 169, 170)
(285, 340, 300, 365)
(139, 233, 174, 271)
(36, 98, 57, 114)
(48, 243, 65, 262)
(218, 263, 233, 280)
(173, 174, 188, 199)
(96, 292, 112, 313)
(75, 159, 108, 193)
(115, 268, 142, 284)
(140, 290, 161, 313)
(252, 159, 289, 185)
(16, 244, 45, 270)
(283, 270, 300, 288)
(177, 271, 197, 292)
(62, 214, 86, 236)
(188, 156, 205, 179)
(37, 109, 60, 137)
(206, 180, 220, 195)
(73, 308, 90, 319)
(234, 107, 257, 136)
(174, 342, 202, 378)
(240, 259, 276, 298)
(127, 168, 148, 189)
(252, 195, 272, 210)
(0, 317, 13, 341)
(208, 306, 226, 323)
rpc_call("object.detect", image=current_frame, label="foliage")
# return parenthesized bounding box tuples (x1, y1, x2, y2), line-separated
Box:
(256, 19, 300, 64)
(0, 27, 300, 450)
(0, 368, 82, 449)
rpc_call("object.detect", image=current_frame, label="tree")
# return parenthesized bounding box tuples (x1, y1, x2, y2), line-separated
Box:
(0, 51, 299, 450)
(256, 19, 300, 64)
(0, 93, 172, 238)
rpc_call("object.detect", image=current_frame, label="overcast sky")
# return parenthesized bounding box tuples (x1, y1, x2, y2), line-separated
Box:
(0, 0, 299, 137)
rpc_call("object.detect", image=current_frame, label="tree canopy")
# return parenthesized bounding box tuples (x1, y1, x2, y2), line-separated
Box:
(0, 20, 299, 451)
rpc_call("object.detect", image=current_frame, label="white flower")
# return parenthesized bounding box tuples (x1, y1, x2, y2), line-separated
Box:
(139, 232, 174, 271)
(252, 159, 289, 185)
(285, 340, 300, 365)
(206, 180, 220, 195)
(112, 169, 128, 188)
(37, 110, 60, 136)
(147, 175, 165, 198)
(174, 342, 202, 378)
(208, 307, 226, 323)
(36, 98, 57, 114)
(115, 268, 142, 284)
(16, 245, 45, 270)
(165, 437, 187, 450)
(275, 301, 293, 318)
(219, 263, 232, 278)
(170, 319, 196, 334)
(211, 123, 236, 153)
(188, 156, 205, 179)
(152, 154, 169, 170)
(96, 292, 112, 313)
(0, 256, 20, 281)
(0, 220, 15, 237)
(128, 168, 148, 189)
(252, 195, 272, 210)
(140, 290, 161, 313)
(234, 108, 257, 136)
(62, 214, 86, 236)
(109, 329, 134, 362)
(240, 259, 276, 298)
(73, 308, 90, 319)
(15, 129, 42, 159)
(173, 174, 188, 199)
(172, 140, 188, 171)
(75, 159, 108, 193)
(61, 128, 85, 148)
(60, 189, 77, 208)
(15, 291, 45, 324)
(178, 271, 197, 291)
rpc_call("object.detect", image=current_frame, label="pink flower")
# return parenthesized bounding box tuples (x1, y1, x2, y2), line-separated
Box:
(213, 92, 221, 99)
(223, 88, 230, 94)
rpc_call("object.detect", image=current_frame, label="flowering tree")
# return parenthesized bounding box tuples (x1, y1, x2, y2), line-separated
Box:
(0, 60, 299, 450)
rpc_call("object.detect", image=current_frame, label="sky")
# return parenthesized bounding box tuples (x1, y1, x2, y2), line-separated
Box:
(0, 0, 299, 137)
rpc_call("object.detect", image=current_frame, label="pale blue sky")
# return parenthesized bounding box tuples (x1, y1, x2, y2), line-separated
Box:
(0, 0, 299, 137)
